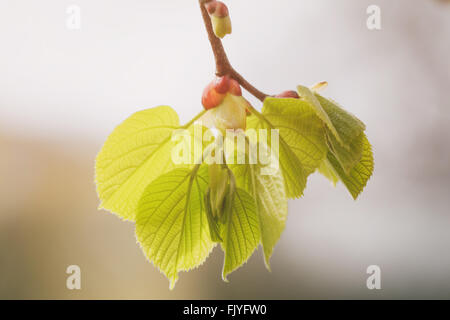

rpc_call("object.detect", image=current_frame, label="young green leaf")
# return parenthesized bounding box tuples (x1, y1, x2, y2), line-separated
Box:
(247, 105, 309, 199)
(135, 166, 214, 289)
(95, 106, 180, 221)
(231, 161, 288, 269)
(204, 188, 223, 243)
(260, 97, 328, 175)
(315, 93, 366, 148)
(220, 187, 260, 281)
(96, 106, 206, 221)
(297, 85, 342, 145)
(310, 92, 372, 197)
(326, 130, 364, 173)
(208, 163, 230, 219)
(323, 134, 374, 199)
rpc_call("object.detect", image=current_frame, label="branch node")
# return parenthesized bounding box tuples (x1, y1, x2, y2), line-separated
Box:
(199, 0, 269, 102)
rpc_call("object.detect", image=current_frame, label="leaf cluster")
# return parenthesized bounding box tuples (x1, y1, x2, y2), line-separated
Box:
(95, 86, 373, 288)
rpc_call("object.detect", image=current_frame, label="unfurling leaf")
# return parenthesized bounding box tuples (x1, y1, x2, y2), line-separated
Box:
(135, 166, 214, 289)
(208, 163, 230, 219)
(205, 188, 223, 243)
(204, 163, 231, 243)
(206, 1, 232, 39)
(211, 15, 232, 39)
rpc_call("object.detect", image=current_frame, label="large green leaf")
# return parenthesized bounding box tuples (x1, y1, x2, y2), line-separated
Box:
(231, 161, 288, 269)
(324, 134, 374, 199)
(220, 188, 260, 280)
(135, 166, 214, 289)
(246, 96, 332, 198)
(260, 97, 328, 175)
(95, 106, 205, 221)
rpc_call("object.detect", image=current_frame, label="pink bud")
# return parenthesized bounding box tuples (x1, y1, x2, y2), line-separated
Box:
(275, 90, 300, 99)
(205, 1, 232, 38)
(206, 1, 229, 18)
(202, 76, 242, 110)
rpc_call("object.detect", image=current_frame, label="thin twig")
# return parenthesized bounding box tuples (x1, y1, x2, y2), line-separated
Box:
(198, 0, 269, 102)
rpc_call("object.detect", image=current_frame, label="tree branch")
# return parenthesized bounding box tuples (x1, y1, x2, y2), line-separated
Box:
(199, 0, 269, 102)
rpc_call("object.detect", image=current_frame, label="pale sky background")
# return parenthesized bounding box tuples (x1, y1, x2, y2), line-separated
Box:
(0, 0, 449, 299)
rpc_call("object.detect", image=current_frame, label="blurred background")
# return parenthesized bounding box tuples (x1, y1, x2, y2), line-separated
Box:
(1, 0, 449, 299)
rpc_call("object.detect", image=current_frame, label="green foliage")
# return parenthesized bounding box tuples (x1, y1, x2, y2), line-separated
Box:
(96, 106, 180, 221)
(247, 111, 307, 198)
(297, 85, 342, 145)
(220, 188, 260, 280)
(95, 84, 374, 288)
(326, 131, 364, 174)
(312, 93, 374, 198)
(315, 93, 366, 147)
(258, 97, 328, 175)
(318, 158, 339, 186)
(247, 96, 328, 199)
(135, 166, 214, 289)
(95, 106, 210, 222)
(231, 161, 288, 269)
(323, 134, 374, 199)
